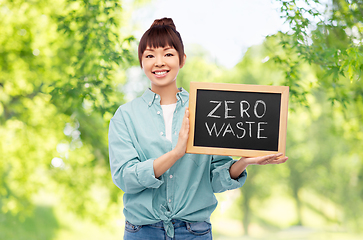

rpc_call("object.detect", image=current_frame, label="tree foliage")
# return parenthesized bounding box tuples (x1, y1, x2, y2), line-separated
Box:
(0, 0, 135, 223)
(275, 0, 363, 105)
(272, 1, 363, 230)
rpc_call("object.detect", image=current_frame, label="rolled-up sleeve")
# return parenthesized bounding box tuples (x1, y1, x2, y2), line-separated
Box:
(210, 155, 247, 193)
(109, 114, 163, 194)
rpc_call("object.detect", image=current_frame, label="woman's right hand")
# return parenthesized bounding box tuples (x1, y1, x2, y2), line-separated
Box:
(154, 107, 190, 178)
(172, 107, 190, 159)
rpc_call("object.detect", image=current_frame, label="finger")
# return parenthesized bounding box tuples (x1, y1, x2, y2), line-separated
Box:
(180, 109, 190, 136)
(263, 153, 284, 164)
(183, 110, 189, 128)
(182, 108, 189, 124)
(269, 156, 288, 164)
(185, 108, 190, 127)
(277, 156, 288, 163)
(268, 153, 282, 158)
(260, 153, 281, 162)
(270, 153, 283, 159)
(267, 153, 284, 161)
(185, 107, 189, 117)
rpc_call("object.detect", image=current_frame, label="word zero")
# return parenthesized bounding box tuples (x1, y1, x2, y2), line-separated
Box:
(207, 100, 267, 119)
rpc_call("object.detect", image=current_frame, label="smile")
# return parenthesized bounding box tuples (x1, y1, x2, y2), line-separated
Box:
(153, 70, 169, 77)
(153, 71, 169, 75)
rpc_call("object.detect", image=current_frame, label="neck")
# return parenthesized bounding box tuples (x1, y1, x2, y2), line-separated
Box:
(151, 83, 179, 105)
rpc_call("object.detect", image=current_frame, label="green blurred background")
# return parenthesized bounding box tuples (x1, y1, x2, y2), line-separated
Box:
(1, 0, 363, 239)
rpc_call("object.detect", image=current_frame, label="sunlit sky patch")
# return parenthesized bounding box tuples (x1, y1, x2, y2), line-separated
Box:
(132, 0, 289, 68)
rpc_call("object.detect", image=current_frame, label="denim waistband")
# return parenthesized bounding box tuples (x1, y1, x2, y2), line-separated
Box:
(148, 219, 186, 228)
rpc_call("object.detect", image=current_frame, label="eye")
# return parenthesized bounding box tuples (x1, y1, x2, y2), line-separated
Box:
(165, 53, 174, 57)
(145, 54, 154, 58)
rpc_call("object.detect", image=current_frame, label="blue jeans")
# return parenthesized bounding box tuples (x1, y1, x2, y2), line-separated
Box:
(124, 219, 212, 240)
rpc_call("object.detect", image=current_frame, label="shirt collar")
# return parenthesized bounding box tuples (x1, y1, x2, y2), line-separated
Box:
(142, 87, 189, 107)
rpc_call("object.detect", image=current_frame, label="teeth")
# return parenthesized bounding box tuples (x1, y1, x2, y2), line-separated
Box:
(154, 71, 167, 75)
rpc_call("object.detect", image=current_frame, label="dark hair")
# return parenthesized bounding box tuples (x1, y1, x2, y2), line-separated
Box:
(138, 18, 185, 67)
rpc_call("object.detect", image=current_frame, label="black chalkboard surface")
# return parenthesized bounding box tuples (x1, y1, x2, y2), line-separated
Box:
(186, 82, 289, 157)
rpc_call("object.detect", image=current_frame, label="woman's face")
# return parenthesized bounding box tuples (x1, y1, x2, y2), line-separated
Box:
(141, 46, 186, 90)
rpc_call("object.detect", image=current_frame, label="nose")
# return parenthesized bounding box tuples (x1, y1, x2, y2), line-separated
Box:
(154, 56, 165, 67)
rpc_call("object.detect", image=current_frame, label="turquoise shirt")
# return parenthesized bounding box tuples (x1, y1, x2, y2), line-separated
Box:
(108, 88, 247, 237)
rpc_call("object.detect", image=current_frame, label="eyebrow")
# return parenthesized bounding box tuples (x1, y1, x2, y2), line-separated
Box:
(144, 47, 174, 51)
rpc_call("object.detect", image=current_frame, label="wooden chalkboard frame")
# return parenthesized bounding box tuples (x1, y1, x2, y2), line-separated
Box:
(186, 82, 289, 157)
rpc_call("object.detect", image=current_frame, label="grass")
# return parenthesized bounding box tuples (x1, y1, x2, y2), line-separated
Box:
(1, 206, 59, 240)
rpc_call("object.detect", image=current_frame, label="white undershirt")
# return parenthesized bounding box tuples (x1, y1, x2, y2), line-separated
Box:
(161, 103, 177, 143)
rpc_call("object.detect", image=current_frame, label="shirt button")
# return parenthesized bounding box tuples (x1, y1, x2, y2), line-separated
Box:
(169, 175, 173, 179)
(157, 111, 160, 114)
(160, 132, 163, 136)
(155, 96, 159, 99)
(174, 131, 177, 135)
(149, 102, 151, 105)
(168, 199, 171, 203)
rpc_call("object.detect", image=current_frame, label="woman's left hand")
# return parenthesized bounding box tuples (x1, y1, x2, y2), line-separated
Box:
(229, 153, 288, 179)
(241, 153, 288, 166)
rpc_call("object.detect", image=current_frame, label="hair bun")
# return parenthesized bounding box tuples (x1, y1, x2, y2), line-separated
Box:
(150, 17, 176, 30)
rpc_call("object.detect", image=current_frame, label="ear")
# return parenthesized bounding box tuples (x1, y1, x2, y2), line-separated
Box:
(180, 54, 187, 68)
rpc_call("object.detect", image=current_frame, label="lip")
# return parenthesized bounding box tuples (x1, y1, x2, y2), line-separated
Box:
(152, 69, 169, 78)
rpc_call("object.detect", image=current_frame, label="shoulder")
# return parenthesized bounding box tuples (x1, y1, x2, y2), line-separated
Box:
(112, 96, 145, 122)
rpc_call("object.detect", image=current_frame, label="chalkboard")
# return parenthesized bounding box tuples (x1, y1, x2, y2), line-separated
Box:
(186, 82, 289, 157)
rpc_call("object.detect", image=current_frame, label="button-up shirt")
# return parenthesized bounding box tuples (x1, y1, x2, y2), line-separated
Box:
(108, 88, 247, 237)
